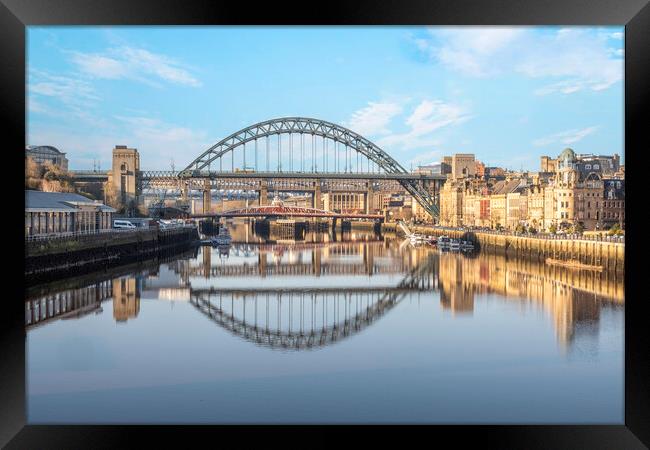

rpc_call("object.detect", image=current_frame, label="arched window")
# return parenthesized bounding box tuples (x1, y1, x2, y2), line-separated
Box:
(121, 163, 128, 172)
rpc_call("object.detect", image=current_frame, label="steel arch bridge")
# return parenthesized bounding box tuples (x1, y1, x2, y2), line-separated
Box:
(177, 117, 440, 217)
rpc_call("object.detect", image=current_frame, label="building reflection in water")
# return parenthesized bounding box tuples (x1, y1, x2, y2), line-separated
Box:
(436, 250, 623, 349)
(26, 230, 623, 353)
(112, 277, 141, 323)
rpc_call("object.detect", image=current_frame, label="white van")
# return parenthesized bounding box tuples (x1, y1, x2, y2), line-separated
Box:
(113, 219, 137, 229)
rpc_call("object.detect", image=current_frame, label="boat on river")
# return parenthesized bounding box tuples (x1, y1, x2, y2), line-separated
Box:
(212, 224, 232, 246)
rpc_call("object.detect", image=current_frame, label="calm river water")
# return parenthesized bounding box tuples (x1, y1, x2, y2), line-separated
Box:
(26, 222, 624, 424)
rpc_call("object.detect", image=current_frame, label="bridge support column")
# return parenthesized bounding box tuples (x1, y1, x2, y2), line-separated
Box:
(363, 243, 374, 275)
(181, 180, 188, 201)
(313, 183, 322, 209)
(312, 248, 321, 276)
(202, 179, 211, 214)
(202, 245, 211, 279)
(365, 189, 376, 214)
(259, 180, 268, 206)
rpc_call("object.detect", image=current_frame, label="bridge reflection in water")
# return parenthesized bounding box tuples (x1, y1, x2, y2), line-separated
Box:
(26, 235, 623, 352)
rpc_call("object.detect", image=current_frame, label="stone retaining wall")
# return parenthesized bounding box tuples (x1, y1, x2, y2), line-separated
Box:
(25, 227, 199, 282)
(377, 222, 624, 273)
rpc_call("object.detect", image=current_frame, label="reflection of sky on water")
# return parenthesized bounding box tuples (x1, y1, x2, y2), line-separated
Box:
(26, 227, 624, 424)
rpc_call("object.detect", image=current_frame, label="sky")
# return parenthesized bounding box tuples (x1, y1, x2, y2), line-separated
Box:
(26, 26, 624, 171)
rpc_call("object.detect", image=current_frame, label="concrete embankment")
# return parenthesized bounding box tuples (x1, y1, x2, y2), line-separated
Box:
(352, 221, 624, 273)
(25, 227, 200, 283)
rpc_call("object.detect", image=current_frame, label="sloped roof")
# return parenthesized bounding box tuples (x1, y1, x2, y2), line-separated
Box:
(491, 180, 507, 195)
(25, 190, 115, 212)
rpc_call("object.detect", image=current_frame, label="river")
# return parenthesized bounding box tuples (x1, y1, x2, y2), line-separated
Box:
(25, 221, 624, 424)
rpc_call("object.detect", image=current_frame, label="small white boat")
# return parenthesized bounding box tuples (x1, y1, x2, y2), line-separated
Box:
(212, 224, 232, 246)
(449, 239, 461, 251)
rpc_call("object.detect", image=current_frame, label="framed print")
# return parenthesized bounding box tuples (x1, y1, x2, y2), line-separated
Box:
(2, 0, 648, 448)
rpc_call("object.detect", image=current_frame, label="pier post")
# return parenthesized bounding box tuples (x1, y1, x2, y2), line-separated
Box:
(202, 179, 211, 214)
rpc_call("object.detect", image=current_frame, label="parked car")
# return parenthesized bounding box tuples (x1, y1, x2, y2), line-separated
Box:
(113, 219, 136, 229)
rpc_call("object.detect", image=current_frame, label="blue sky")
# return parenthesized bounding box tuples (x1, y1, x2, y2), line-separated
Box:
(27, 26, 624, 171)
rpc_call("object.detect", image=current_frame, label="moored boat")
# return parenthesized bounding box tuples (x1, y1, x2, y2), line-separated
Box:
(460, 240, 475, 251)
(212, 224, 232, 246)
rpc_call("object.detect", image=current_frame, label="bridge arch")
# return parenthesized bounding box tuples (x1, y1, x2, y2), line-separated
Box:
(180, 117, 439, 217)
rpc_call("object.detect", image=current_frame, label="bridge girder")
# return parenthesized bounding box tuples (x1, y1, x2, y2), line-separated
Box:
(179, 117, 440, 218)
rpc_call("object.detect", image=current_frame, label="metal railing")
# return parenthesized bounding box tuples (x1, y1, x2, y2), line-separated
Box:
(25, 223, 197, 242)
(405, 225, 625, 243)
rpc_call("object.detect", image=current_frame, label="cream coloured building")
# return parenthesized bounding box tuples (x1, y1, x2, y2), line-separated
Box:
(25, 190, 116, 236)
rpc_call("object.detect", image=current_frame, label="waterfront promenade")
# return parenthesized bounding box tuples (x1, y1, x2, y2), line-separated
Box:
(367, 222, 625, 273)
(25, 225, 199, 281)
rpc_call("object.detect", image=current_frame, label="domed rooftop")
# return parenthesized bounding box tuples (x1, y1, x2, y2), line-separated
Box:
(558, 147, 576, 161)
(26, 145, 65, 155)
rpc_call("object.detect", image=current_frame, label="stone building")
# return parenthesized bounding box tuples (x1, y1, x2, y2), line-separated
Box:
(108, 145, 140, 207)
(439, 181, 464, 226)
(506, 186, 528, 230)
(540, 155, 557, 173)
(25, 145, 69, 171)
(549, 148, 605, 230)
(438, 148, 624, 232)
(489, 179, 522, 229)
(451, 154, 476, 179)
(527, 183, 546, 230)
(601, 179, 625, 229)
(322, 192, 366, 213)
(25, 190, 115, 236)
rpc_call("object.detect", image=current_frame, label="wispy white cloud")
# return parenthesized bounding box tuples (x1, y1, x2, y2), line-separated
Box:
(68, 45, 201, 87)
(377, 99, 471, 150)
(29, 115, 213, 170)
(519, 29, 623, 94)
(409, 150, 443, 167)
(533, 126, 598, 147)
(28, 69, 111, 128)
(29, 69, 99, 106)
(115, 115, 209, 145)
(420, 27, 525, 77)
(345, 101, 404, 136)
(415, 27, 623, 94)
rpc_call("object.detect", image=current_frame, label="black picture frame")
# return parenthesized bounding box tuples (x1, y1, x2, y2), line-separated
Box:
(2, 0, 648, 447)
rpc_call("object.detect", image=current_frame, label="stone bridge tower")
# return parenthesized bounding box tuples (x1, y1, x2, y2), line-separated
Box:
(109, 145, 141, 212)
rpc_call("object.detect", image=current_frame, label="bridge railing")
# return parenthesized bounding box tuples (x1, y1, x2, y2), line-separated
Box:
(421, 225, 625, 243)
(25, 224, 197, 242)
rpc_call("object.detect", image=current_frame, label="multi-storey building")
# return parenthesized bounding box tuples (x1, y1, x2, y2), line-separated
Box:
(25, 190, 116, 236)
(451, 154, 476, 179)
(322, 192, 366, 213)
(601, 179, 625, 229)
(526, 183, 546, 230)
(438, 148, 623, 232)
(439, 180, 464, 227)
(25, 145, 69, 171)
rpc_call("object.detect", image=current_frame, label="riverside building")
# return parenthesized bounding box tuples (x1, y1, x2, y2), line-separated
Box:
(25, 190, 116, 236)
(438, 149, 624, 232)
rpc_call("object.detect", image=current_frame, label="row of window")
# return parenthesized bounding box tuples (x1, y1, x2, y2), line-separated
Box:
(25, 211, 113, 235)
